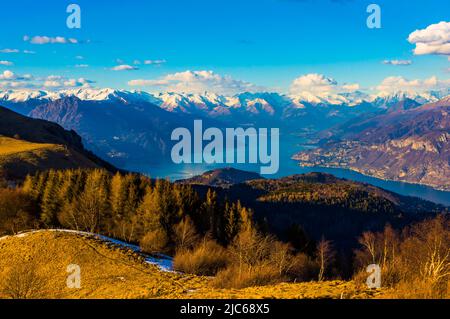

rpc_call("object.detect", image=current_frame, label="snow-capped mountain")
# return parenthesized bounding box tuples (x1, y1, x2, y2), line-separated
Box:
(368, 90, 447, 108)
(1, 88, 448, 113)
(1, 88, 449, 130)
(0, 88, 159, 105)
(1, 87, 449, 174)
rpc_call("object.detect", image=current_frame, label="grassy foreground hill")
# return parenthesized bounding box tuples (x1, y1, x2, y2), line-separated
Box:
(0, 136, 105, 181)
(0, 106, 116, 180)
(0, 230, 377, 299)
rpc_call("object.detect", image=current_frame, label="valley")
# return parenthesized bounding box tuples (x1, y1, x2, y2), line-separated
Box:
(0, 92, 448, 300)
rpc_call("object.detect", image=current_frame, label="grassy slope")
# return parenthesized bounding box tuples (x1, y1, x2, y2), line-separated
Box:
(0, 137, 56, 156)
(0, 105, 117, 180)
(0, 136, 102, 180)
(0, 231, 379, 299)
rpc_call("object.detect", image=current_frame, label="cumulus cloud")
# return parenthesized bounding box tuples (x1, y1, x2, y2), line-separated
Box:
(376, 75, 450, 93)
(408, 21, 450, 57)
(0, 61, 13, 66)
(289, 73, 359, 95)
(0, 70, 32, 81)
(0, 70, 94, 90)
(0, 70, 35, 89)
(111, 64, 139, 71)
(24, 35, 80, 45)
(128, 70, 261, 95)
(0, 70, 16, 80)
(42, 75, 94, 89)
(382, 59, 412, 66)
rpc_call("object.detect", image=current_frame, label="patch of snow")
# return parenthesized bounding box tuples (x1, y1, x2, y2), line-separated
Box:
(0, 229, 174, 272)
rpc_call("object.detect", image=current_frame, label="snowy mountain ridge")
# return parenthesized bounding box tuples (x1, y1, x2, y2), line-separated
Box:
(1, 88, 449, 116)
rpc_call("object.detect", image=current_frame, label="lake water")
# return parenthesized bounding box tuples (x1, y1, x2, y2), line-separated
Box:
(124, 134, 450, 207)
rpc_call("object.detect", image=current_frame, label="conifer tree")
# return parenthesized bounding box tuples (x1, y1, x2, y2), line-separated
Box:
(40, 170, 61, 226)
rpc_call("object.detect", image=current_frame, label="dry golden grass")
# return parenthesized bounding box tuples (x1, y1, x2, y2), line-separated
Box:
(0, 136, 101, 180)
(0, 231, 380, 299)
(187, 281, 381, 299)
(0, 231, 207, 299)
(0, 136, 57, 156)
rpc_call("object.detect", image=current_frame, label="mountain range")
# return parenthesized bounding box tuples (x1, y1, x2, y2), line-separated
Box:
(1, 88, 449, 191)
(1, 87, 447, 107)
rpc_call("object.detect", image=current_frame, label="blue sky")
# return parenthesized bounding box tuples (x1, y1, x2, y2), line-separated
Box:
(0, 0, 449, 94)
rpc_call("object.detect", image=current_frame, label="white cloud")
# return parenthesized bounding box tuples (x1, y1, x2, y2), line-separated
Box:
(0, 71, 94, 90)
(75, 64, 89, 68)
(131, 59, 166, 66)
(0, 70, 35, 88)
(24, 35, 79, 45)
(382, 59, 412, 66)
(0, 61, 13, 66)
(376, 75, 450, 93)
(144, 59, 166, 65)
(0, 49, 36, 54)
(128, 70, 261, 95)
(43, 80, 61, 88)
(111, 64, 139, 71)
(0, 70, 16, 80)
(0, 70, 32, 81)
(43, 76, 94, 89)
(290, 73, 359, 95)
(342, 83, 360, 91)
(0, 48, 20, 53)
(408, 21, 450, 57)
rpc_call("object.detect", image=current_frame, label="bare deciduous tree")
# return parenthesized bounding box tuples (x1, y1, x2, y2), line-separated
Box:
(317, 237, 334, 282)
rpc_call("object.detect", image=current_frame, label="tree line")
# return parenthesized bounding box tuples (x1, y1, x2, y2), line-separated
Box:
(13, 169, 255, 253)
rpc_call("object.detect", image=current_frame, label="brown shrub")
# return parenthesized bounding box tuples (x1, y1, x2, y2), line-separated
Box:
(0, 259, 48, 299)
(140, 228, 169, 254)
(354, 216, 450, 299)
(287, 252, 319, 281)
(173, 239, 229, 276)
